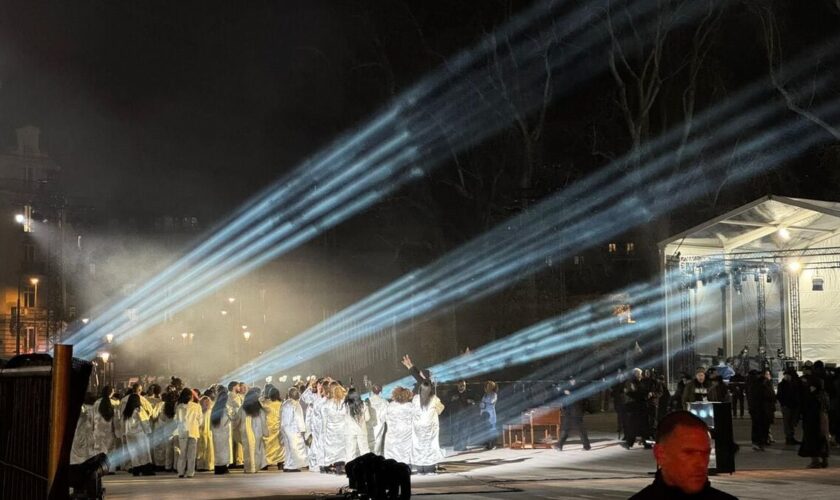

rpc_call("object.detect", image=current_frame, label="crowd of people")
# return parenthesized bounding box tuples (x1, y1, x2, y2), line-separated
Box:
(69, 357, 499, 477)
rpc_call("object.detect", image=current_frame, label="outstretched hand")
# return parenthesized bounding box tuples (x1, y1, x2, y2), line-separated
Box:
(401, 354, 414, 370)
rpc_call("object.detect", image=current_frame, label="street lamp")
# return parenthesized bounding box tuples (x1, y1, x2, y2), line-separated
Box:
(105, 333, 114, 344)
(30, 277, 39, 308)
(243, 330, 251, 341)
(14, 214, 25, 224)
(81, 318, 90, 324)
(228, 297, 236, 304)
(221, 310, 228, 316)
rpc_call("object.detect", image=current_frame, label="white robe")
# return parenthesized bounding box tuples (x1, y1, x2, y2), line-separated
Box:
(281, 399, 308, 469)
(124, 408, 153, 468)
(197, 408, 215, 470)
(411, 395, 444, 466)
(228, 393, 245, 465)
(345, 406, 370, 462)
(384, 402, 414, 465)
(320, 400, 347, 465)
(70, 404, 95, 464)
(367, 394, 388, 455)
(303, 390, 325, 469)
(238, 408, 268, 473)
(211, 406, 234, 466)
(92, 398, 119, 456)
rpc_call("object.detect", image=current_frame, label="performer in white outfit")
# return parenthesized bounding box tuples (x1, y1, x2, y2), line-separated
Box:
(384, 387, 415, 465)
(366, 385, 389, 455)
(196, 396, 215, 471)
(302, 379, 327, 472)
(227, 381, 245, 467)
(321, 383, 348, 473)
(174, 388, 203, 478)
(411, 380, 444, 474)
(70, 394, 96, 464)
(92, 386, 120, 457)
(344, 388, 371, 462)
(211, 387, 234, 475)
(123, 393, 154, 476)
(261, 387, 285, 469)
(238, 388, 269, 473)
(281, 386, 309, 471)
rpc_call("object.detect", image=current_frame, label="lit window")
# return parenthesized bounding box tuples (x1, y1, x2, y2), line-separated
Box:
(25, 327, 36, 352)
(608, 243, 617, 253)
(23, 285, 36, 308)
(626, 242, 635, 254)
(574, 255, 585, 265)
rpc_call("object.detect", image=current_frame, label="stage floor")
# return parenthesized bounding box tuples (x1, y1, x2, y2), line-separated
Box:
(101, 413, 838, 499)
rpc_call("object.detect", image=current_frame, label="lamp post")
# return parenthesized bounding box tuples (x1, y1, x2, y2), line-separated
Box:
(100, 352, 112, 387)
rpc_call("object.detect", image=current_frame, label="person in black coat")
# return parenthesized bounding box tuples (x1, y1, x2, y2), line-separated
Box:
(553, 377, 591, 451)
(629, 411, 737, 500)
(776, 367, 802, 445)
(447, 380, 476, 451)
(747, 369, 776, 451)
(622, 368, 651, 449)
(798, 375, 830, 468)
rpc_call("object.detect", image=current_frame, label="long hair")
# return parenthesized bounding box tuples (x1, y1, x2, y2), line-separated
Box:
(268, 387, 281, 402)
(242, 388, 262, 418)
(163, 391, 177, 419)
(177, 388, 193, 405)
(123, 393, 141, 420)
(344, 388, 365, 421)
(419, 379, 433, 409)
(98, 386, 114, 421)
(211, 388, 229, 427)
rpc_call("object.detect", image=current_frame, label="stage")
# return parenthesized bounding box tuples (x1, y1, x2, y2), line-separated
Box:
(101, 412, 838, 499)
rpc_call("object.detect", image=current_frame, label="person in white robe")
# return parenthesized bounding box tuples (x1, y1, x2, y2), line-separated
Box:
(281, 386, 309, 471)
(174, 388, 203, 478)
(344, 388, 371, 462)
(384, 387, 415, 465)
(238, 388, 269, 473)
(92, 386, 119, 458)
(196, 395, 215, 471)
(227, 381, 245, 467)
(211, 388, 234, 474)
(70, 394, 96, 465)
(321, 384, 348, 473)
(261, 387, 285, 469)
(123, 393, 154, 476)
(146, 384, 164, 468)
(302, 379, 327, 471)
(366, 384, 389, 455)
(156, 391, 179, 471)
(412, 380, 444, 474)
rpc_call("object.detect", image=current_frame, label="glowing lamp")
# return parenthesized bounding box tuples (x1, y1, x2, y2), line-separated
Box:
(105, 334, 114, 344)
(14, 214, 25, 224)
(100, 352, 110, 364)
(243, 331, 251, 341)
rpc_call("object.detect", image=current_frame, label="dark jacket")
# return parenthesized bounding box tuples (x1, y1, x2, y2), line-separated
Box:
(747, 378, 776, 419)
(776, 377, 801, 410)
(628, 471, 738, 499)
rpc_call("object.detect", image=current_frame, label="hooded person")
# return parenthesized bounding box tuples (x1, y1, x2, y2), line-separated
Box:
(281, 386, 309, 471)
(70, 392, 97, 464)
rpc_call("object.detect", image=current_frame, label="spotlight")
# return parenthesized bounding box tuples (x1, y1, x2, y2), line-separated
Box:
(777, 228, 791, 240)
(813, 277, 824, 291)
(265, 376, 273, 384)
(786, 261, 801, 273)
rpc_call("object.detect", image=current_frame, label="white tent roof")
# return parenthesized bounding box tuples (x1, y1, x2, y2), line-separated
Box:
(660, 195, 840, 255)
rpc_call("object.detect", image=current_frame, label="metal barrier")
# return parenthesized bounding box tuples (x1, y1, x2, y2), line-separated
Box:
(0, 346, 91, 500)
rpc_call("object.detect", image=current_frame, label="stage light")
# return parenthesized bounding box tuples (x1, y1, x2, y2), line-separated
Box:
(778, 228, 791, 240)
(786, 261, 801, 273)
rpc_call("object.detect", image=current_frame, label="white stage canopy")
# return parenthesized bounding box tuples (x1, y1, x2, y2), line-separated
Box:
(659, 195, 840, 382)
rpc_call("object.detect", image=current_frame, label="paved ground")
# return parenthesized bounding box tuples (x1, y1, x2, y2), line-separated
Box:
(101, 412, 838, 499)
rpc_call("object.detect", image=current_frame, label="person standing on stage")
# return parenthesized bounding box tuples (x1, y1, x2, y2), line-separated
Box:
(366, 383, 388, 455)
(412, 380, 445, 474)
(262, 387, 285, 470)
(344, 387, 371, 462)
(92, 386, 119, 457)
(448, 380, 476, 451)
(238, 388, 269, 473)
(227, 381, 245, 468)
(281, 386, 309, 471)
(196, 395, 215, 472)
(384, 387, 414, 465)
(123, 393, 155, 476)
(554, 376, 591, 451)
(479, 381, 498, 450)
(302, 377, 327, 472)
(321, 383, 348, 474)
(174, 387, 202, 478)
(210, 387, 233, 475)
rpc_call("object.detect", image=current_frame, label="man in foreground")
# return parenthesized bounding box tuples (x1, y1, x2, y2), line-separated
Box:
(629, 411, 737, 499)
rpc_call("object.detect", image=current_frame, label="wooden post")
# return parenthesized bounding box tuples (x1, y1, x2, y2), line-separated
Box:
(48, 344, 72, 499)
